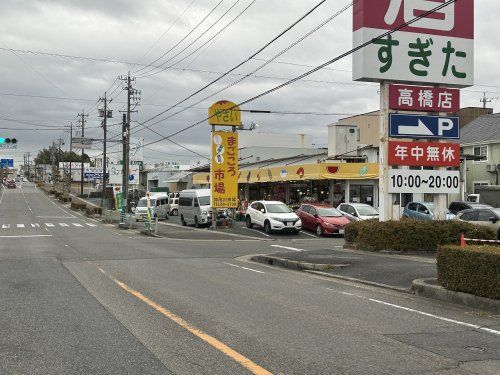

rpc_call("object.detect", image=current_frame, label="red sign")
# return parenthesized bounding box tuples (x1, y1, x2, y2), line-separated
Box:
(389, 85, 460, 112)
(353, 0, 474, 39)
(388, 141, 460, 167)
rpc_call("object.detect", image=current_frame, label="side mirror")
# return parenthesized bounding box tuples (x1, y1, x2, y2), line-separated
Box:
(314, 214, 319, 218)
(260, 209, 265, 213)
(489, 216, 498, 223)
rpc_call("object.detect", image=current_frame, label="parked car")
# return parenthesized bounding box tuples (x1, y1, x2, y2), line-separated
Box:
(297, 204, 350, 236)
(448, 201, 492, 215)
(403, 202, 455, 220)
(246, 201, 302, 234)
(337, 203, 379, 221)
(179, 189, 212, 228)
(456, 208, 500, 239)
(167, 197, 179, 216)
(134, 193, 169, 221)
(6, 180, 16, 189)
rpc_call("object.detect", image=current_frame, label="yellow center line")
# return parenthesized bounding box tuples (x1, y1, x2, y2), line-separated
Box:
(97, 267, 272, 375)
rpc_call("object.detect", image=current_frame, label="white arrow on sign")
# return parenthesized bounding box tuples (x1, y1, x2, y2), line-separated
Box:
(398, 120, 434, 136)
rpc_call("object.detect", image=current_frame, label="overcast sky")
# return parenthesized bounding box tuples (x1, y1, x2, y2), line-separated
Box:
(1, 0, 498, 166)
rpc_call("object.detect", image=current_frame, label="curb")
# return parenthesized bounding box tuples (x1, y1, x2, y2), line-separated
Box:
(304, 270, 412, 294)
(412, 278, 500, 314)
(251, 254, 348, 272)
(139, 229, 162, 238)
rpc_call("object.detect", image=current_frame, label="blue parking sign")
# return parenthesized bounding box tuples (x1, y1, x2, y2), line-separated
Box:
(389, 114, 460, 139)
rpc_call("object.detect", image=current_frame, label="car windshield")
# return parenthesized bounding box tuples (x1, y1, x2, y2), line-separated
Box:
(266, 203, 291, 214)
(137, 199, 155, 207)
(198, 196, 210, 206)
(356, 205, 379, 216)
(317, 207, 343, 217)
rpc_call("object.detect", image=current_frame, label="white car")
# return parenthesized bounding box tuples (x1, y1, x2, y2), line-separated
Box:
(337, 203, 379, 221)
(245, 201, 302, 234)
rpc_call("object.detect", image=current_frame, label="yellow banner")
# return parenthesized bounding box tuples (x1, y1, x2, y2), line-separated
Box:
(195, 163, 379, 186)
(208, 100, 242, 127)
(211, 131, 239, 208)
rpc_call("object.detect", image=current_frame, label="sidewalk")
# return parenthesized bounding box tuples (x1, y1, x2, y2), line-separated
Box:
(251, 247, 437, 292)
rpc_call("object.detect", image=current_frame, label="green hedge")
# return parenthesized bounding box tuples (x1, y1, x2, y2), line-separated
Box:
(344, 219, 496, 252)
(437, 245, 500, 299)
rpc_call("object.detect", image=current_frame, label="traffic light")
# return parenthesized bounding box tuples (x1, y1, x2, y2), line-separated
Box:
(0, 137, 17, 144)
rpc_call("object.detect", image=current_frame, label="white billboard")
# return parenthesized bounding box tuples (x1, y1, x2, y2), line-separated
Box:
(108, 163, 140, 185)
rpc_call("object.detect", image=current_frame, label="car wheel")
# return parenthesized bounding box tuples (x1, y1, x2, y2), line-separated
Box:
(246, 215, 253, 229)
(497, 229, 500, 240)
(172, 209, 178, 216)
(293, 229, 300, 235)
(194, 216, 200, 228)
(181, 215, 187, 226)
(316, 225, 323, 236)
(264, 220, 272, 235)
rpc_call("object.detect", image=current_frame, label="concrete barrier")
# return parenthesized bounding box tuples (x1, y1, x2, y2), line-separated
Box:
(69, 194, 102, 215)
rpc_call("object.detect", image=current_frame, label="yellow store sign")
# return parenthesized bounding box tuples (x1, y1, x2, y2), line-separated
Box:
(211, 131, 239, 208)
(208, 100, 242, 127)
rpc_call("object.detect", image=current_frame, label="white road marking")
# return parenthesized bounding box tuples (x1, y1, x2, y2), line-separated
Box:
(300, 231, 317, 238)
(85, 223, 97, 227)
(31, 223, 40, 228)
(271, 244, 304, 252)
(40, 191, 76, 218)
(0, 186, 5, 206)
(0, 234, 53, 239)
(37, 216, 75, 219)
(243, 227, 271, 237)
(59, 223, 69, 227)
(223, 262, 265, 274)
(2, 224, 10, 229)
(72, 223, 83, 227)
(45, 223, 55, 227)
(17, 224, 25, 228)
(331, 290, 500, 337)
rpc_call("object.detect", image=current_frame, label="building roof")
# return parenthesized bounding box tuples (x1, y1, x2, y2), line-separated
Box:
(460, 113, 500, 145)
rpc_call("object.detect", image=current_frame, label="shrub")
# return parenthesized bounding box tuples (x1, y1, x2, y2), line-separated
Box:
(437, 245, 500, 299)
(344, 219, 496, 252)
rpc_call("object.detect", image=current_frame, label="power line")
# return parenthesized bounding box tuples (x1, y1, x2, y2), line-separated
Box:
(133, 0, 226, 75)
(130, 1, 350, 138)
(134, 0, 328, 130)
(137, 0, 251, 79)
(134, 0, 197, 66)
(130, 0, 458, 152)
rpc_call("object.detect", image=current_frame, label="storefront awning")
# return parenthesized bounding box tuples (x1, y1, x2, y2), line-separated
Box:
(193, 163, 378, 184)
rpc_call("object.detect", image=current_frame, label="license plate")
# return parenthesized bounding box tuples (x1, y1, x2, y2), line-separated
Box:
(286, 222, 293, 227)
(339, 229, 345, 235)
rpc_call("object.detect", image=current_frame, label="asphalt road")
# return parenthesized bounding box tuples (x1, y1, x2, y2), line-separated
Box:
(1, 182, 499, 374)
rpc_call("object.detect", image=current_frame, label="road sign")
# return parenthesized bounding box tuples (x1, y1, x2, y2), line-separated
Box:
(389, 85, 460, 112)
(353, 0, 474, 87)
(72, 137, 93, 149)
(389, 114, 459, 139)
(0, 159, 14, 168)
(389, 170, 460, 194)
(388, 141, 460, 167)
(208, 101, 242, 127)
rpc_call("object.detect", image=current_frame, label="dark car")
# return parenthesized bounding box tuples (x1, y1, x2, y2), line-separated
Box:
(6, 181, 16, 189)
(297, 204, 350, 236)
(448, 201, 492, 215)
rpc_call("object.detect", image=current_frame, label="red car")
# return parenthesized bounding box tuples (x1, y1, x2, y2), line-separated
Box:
(297, 204, 350, 236)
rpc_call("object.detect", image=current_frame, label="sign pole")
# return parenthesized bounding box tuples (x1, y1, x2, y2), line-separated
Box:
(379, 81, 392, 222)
(211, 124, 217, 230)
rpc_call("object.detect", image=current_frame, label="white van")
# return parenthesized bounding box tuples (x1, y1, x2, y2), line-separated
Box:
(135, 193, 169, 221)
(178, 189, 212, 227)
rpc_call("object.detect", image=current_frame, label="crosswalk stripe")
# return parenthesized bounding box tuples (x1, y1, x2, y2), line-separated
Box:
(59, 223, 69, 227)
(72, 223, 83, 227)
(85, 223, 97, 227)
(45, 223, 55, 227)
(17, 224, 25, 228)
(2, 224, 10, 229)
(31, 223, 40, 228)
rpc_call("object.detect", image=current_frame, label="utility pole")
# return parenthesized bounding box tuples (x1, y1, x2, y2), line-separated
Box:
(69, 122, 73, 194)
(99, 92, 112, 205)
(119, 72, 141, 213)
(27, 152, 30, 177)
(78, 111, 88, 196)
(480, 92, 492, 109)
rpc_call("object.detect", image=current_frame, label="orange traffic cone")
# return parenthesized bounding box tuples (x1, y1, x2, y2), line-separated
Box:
(460, 233, 466, 247)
